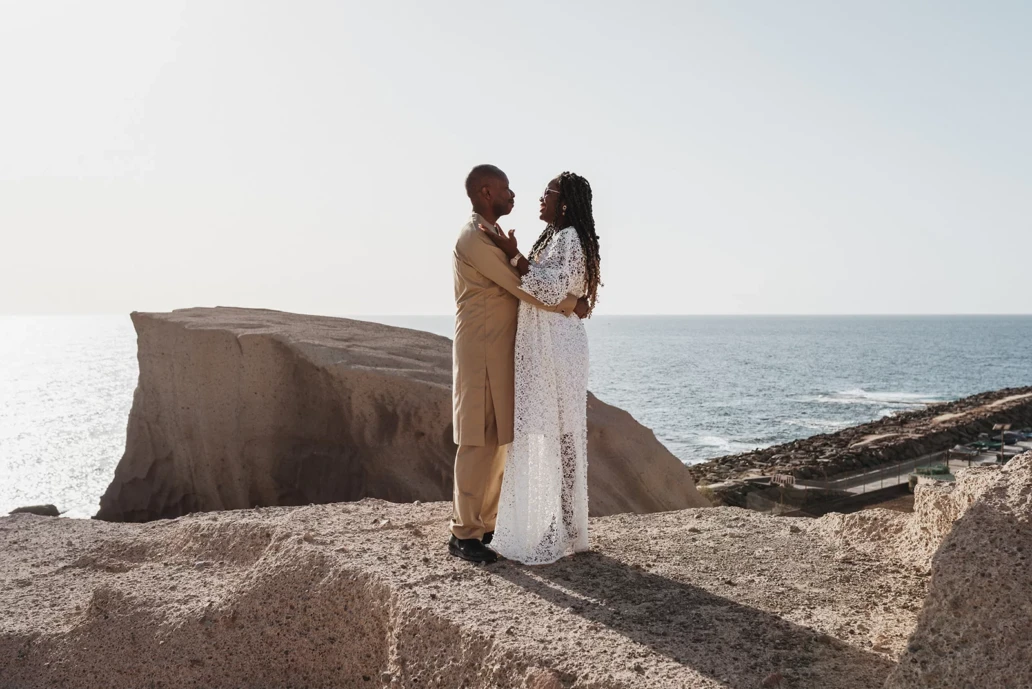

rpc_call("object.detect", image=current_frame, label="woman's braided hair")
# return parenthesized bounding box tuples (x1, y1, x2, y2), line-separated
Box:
(529, 171, 603, 315)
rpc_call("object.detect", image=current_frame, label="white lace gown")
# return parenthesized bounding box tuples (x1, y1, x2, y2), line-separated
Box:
(492, 227, 590, 565)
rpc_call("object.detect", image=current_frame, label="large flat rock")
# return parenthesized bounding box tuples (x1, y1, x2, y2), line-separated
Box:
(96, 308, 707, 521)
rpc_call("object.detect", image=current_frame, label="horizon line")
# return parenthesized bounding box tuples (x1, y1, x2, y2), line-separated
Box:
(4, 311, 1032, 318)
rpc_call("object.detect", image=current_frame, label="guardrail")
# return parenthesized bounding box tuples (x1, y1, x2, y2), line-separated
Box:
(724, 448, 1025, 515)
(792, 452, 950, 495)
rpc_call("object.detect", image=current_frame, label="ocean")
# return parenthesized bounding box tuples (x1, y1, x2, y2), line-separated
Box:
(2, 315, 1031, 518)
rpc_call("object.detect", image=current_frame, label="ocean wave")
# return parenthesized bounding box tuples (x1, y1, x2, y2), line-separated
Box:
(805, 388, 941, 408)
(784, 418, 854, 432)
(689, 434, 771, 454)
(696, 435, 734, 451)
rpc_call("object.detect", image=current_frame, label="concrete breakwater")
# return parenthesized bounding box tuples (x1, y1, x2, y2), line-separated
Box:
(688, 386, 1032, 486)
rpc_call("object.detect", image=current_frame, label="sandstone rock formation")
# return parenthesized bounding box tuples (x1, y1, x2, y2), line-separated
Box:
(96, 308, 707, 522)
(690, 387, 1032, 485)
(885, 453, 1032, 689)
(4, 456, 1029, 688)
(810, 465, 1001, 568)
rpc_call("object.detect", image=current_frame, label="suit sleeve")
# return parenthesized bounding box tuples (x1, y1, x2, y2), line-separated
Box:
(457, 231, 576, 316)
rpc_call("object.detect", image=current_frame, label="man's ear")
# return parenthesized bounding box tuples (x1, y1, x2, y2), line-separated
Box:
(479, 185, 492, 202)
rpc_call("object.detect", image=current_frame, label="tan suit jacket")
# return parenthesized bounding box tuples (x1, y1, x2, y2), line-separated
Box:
(452, 213, 577, 446)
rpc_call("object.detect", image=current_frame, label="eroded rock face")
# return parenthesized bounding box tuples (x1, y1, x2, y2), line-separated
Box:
(885, 453, 1032, 689)
(809, 464, 1004, 568)
(96, 308, 707, 522)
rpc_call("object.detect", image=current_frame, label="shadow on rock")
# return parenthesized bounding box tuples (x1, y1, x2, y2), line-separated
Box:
(492, 552, 896, 689)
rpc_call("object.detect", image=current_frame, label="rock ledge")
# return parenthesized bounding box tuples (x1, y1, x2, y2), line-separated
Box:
(4, 456, 1030, 688)
(97, 308, 707, 521)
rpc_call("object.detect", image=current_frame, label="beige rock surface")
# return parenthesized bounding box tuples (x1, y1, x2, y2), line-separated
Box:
(96, 308, 707, 522)
(2, 501, 922, 689)
(809, 463, 1003, 568)
(5, 458, 1030, 688)
(886, 453, 1032, 689)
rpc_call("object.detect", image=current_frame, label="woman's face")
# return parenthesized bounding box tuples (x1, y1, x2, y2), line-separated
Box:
(539, 178, 561, 224)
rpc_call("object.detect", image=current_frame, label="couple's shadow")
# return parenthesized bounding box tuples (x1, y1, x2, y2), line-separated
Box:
(490, 551, 895, 689)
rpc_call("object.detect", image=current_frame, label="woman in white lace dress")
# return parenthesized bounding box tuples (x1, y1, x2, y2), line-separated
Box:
(478, 172, 603, 565)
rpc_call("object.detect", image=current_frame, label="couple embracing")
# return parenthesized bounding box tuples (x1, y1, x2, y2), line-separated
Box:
(449, 164, 603, 566)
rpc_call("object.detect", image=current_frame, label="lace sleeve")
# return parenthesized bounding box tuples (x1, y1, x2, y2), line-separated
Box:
(519, 229, 585, 307)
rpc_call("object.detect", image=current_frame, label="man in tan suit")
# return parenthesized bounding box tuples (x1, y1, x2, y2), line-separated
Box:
(449, 164, 588, 563)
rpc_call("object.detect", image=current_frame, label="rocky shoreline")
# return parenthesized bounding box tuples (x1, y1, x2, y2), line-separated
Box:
(688, 386, 1032, 485)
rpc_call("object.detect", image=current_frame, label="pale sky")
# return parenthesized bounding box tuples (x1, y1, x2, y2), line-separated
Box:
(2, 1, 1030, 316)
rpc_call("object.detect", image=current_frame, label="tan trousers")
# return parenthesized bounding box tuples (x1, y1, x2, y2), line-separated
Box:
(451, 380, 508, 541)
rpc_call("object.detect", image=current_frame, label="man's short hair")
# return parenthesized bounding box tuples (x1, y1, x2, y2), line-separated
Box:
(465, 164, 507, 199)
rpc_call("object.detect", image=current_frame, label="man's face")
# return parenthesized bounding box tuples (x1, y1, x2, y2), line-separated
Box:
(486, 175, 515, 218)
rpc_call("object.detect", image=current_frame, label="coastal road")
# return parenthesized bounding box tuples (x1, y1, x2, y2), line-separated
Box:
(796, 452, 949, 494)
(795, 449, 1015, 495)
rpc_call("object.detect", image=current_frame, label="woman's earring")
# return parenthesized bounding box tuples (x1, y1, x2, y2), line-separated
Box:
(562, 205, 567, 211)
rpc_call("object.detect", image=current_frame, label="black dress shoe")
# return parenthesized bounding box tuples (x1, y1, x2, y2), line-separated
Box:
(448, 535, 498, 564)
(482, 531, 494, 545)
